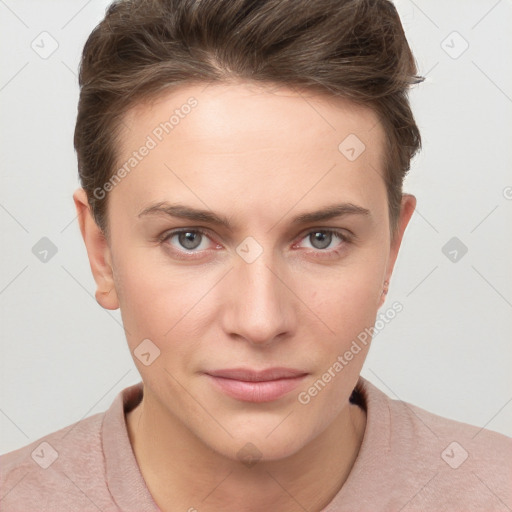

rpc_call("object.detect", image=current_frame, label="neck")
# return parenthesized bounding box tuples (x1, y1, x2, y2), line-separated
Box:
(126, 389, 366, 512)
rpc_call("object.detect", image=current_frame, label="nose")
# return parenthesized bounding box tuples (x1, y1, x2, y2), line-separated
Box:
(220, 246, 296, 346)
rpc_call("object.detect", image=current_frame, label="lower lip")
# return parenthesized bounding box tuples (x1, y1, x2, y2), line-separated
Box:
(206, 374, 307, 403)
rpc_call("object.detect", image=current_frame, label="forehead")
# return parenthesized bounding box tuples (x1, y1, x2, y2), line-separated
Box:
(113, 82, 387, 228)
(122, 81, 384, 156)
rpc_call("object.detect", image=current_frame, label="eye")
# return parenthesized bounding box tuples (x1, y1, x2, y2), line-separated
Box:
(296, 229, 349, 252)
(158, 227, 351, 260)
(161, 229, 217, 252)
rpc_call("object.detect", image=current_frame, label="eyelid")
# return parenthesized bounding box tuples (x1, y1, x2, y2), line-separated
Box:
(294, 226, 354, 244)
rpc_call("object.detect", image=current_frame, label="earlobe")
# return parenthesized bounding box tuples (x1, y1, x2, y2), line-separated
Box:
(377, 280, 390, 309)
(73, 188, 120, 311)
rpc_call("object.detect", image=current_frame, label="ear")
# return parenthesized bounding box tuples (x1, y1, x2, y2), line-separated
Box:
(73, 188, 119, 310)
(378, 193, 416, 308)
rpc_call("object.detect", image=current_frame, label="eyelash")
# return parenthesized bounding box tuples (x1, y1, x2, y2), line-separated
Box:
(158, 228, 352, 260)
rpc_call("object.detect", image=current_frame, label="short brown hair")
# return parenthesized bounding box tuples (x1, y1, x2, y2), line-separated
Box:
(74, 0, 423, 239)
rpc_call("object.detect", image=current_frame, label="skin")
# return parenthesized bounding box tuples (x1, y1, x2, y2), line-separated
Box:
(74, 81, 416, 512)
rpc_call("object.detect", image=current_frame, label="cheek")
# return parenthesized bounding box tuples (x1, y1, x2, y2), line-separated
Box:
(307, 262, 383, 326)
(297, 256, 384, 384)
(112, 253, 215, 355)
(113, 261, 166, 335)
(296, 273, 379, 417)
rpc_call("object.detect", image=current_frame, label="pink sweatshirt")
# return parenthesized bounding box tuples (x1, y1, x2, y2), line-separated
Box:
(1, 377, 510, 511)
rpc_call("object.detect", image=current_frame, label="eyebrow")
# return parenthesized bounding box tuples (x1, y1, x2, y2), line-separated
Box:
(137, 201, 371, 229)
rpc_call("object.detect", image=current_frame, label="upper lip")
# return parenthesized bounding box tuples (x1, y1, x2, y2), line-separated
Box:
(206, 367, 308, 382)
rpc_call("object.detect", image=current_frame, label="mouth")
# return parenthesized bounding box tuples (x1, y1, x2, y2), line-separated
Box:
(204, 367, 308, 403)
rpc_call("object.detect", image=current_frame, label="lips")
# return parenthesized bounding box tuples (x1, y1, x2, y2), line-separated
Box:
(205, 367, 308, 402)
(206, 367, 308, 381)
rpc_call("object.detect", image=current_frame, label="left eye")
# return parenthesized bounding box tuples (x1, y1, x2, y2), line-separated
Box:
(297, 230, 347, 251)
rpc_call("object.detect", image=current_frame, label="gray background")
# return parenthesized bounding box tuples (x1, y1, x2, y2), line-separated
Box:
(1, 0, 511, 454)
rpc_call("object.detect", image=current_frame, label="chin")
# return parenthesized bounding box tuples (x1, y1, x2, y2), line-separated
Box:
(202, 422, 314, 465)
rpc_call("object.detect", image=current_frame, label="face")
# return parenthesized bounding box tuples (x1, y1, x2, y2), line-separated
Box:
(76, 81, 415, 462)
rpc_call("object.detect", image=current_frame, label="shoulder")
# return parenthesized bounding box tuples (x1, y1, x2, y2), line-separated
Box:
(0, 411, 111, 511)
(354, 378, 512, 511)
(396, 397, 511, 509)
(389, 391, 512, 468)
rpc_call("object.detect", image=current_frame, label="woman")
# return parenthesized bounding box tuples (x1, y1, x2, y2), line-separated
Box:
(1, 0, 510, 510)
